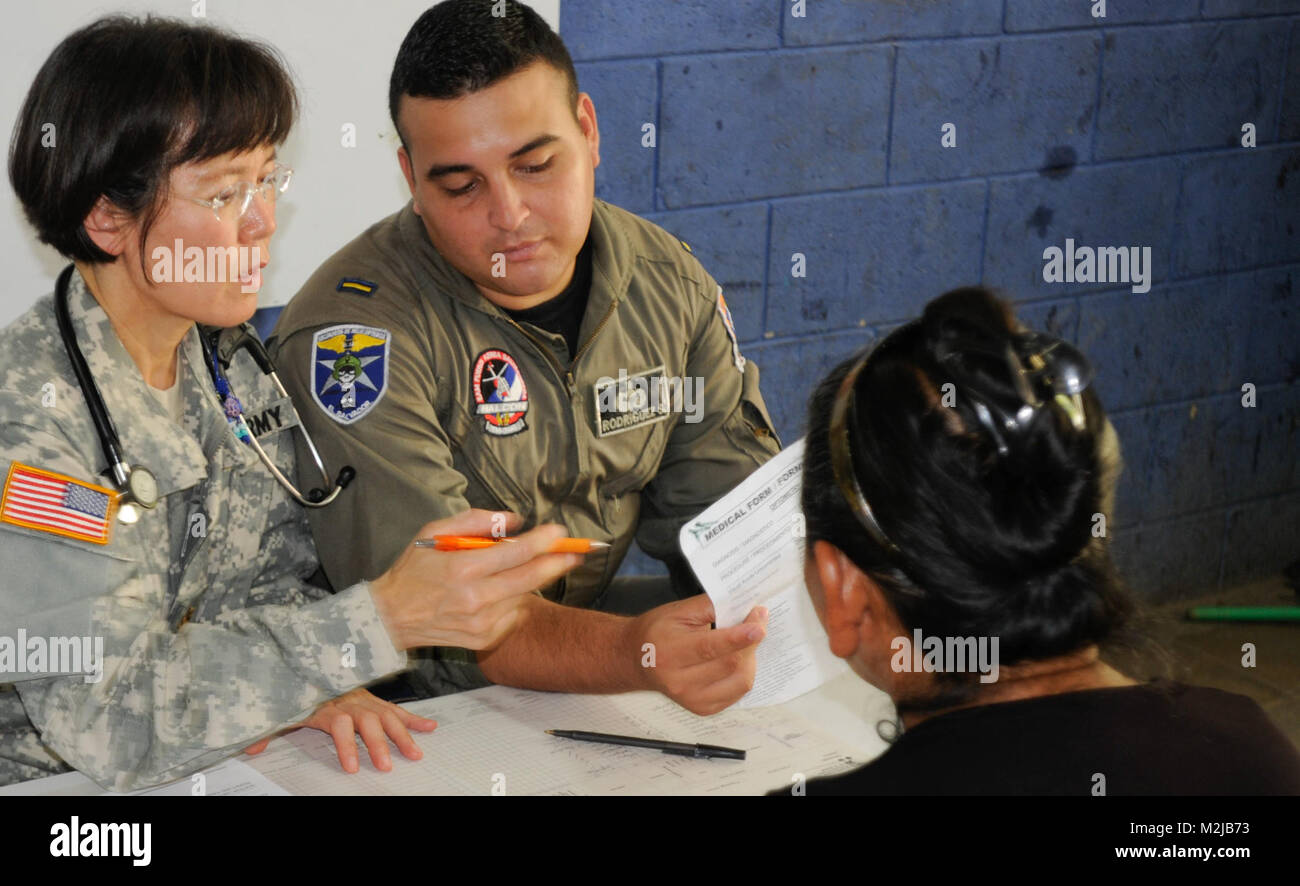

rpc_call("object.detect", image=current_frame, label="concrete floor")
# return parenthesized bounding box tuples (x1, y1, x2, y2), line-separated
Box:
(1103, 574, 1300, 750)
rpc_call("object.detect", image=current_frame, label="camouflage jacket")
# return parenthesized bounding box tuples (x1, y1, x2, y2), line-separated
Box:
(0, 269, 406, 791)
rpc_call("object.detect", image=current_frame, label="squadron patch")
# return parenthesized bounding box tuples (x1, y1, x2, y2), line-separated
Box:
(311, 324, 390, 425)
(715, 286, 746, 373)
(472, 349, 529, 436)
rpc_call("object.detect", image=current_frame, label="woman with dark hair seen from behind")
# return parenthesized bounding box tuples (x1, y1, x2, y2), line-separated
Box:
(787, 286, 1300, 795)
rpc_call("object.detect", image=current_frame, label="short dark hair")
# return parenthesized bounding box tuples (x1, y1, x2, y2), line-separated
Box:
(802, 287, 1133, 709)
(389, 0, 579, 148)
(8, 15, 298, 265)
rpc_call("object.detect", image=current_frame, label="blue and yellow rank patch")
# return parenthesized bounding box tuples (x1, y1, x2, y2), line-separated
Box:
(336, 277, 378, 296)
(311, 324, 390, 425)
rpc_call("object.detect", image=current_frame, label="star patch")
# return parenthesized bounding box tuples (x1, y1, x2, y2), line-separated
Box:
(311, 324, 390, 425)
(472, 349, 529, 436)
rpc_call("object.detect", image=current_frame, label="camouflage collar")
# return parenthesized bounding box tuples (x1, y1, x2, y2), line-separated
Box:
(64, 269, 257, 497)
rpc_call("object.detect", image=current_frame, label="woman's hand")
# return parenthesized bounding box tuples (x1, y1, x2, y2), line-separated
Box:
(244, 687, 437, 773)
(369, 509, 583, 651)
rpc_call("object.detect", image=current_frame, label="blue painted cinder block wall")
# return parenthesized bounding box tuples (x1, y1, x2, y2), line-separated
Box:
(567, 0, 1300, 600)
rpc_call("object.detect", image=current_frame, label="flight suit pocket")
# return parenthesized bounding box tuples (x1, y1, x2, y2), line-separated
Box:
(442, 402, 533, 518)
(600, 417, 669, 499)
(723, 363, 782, 458)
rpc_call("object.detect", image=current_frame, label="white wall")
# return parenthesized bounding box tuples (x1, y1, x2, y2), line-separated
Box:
(0, 0, 559, 326)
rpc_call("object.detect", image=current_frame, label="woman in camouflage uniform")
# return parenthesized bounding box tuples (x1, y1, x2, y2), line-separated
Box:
(0, 16, 579, 791)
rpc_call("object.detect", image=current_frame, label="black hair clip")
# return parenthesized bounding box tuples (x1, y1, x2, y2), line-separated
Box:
(940, 331, 1095, 456)
(827, 322, 1095, 567)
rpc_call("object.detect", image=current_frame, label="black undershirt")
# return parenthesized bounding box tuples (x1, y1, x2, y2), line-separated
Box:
(501, 236, 593, 359)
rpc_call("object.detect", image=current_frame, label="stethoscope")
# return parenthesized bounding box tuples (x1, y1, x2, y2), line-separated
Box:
(54, 265, 354, 523)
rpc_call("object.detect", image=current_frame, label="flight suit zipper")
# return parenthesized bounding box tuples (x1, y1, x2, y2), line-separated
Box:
(499, 314, 571, 391)
(497, 297, 618, 391)
(495, 300, 619, 603)
(568, 300, 618, 381)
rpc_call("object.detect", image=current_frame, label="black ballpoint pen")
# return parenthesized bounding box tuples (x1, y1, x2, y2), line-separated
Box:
(546, 729, 746, 760)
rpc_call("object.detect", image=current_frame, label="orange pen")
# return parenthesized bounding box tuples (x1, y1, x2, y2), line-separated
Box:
(413, 535, 611, 554)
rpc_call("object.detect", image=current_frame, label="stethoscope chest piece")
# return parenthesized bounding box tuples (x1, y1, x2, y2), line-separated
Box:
(126, 465, 159, 509)
(116, 465, 158, 524)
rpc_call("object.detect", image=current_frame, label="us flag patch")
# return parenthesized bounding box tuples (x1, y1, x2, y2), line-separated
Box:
(0, 463, 115, 545)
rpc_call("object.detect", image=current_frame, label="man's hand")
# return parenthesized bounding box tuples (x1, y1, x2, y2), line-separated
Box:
(631, 595, 768, 716)
(244, 688, 437, 773)
(370, 509, 583, 651)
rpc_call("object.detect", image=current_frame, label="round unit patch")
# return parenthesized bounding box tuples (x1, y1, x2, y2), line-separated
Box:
(472, 349, 529, 436)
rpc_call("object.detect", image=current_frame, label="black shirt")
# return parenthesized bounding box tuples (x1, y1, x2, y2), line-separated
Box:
(775, 681, 1300, 796)
(501, 235, 593, 360)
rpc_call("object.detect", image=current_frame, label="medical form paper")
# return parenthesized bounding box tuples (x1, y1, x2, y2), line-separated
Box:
(679, 439, 849, 707)
(245, 684, 871, 795)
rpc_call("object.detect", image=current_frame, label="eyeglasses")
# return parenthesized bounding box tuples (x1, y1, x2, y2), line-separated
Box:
(188, 164, 293, 222)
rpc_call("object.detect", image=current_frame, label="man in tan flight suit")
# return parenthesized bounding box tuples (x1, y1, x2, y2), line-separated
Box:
(272, 0, 780, 714)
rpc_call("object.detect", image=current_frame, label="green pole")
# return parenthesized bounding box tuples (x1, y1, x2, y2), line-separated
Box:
(1185, 606, 1300, 622)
